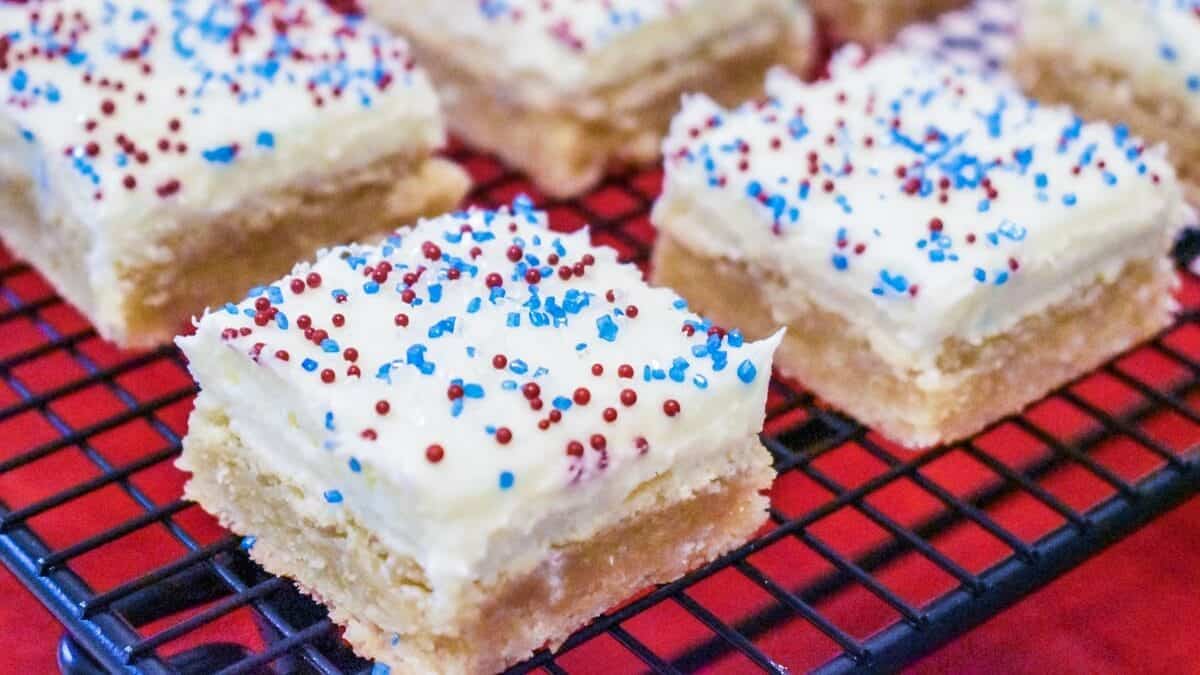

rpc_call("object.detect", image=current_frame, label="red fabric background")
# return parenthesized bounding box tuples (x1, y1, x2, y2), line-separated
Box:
(3, 496, 1198, 673)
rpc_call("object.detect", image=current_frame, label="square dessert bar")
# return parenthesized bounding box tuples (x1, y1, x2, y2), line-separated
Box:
(0, 0, 469, 348)
(652, 48, 1190, 448)
(364, 0, 814, 197)
(177, 198, 781, 673)
(811, 0, 969, 44)
(1016, 0, 1200, 203)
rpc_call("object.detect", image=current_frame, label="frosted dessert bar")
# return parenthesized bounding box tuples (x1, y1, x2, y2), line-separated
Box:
(1016, 0, 1200, 203)
(0, 0, 469, 347)
(364, 0, 814, 197)
(652, 48, 1189, 448)
(811, 0, 968, 44)
(177, 198, 781, 673)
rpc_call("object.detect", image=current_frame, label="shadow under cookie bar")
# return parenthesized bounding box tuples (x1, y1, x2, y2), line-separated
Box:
(810, 0, 968, 45)
(395, 17, 813, 198)
(181, 397, 773, 674)
(652, 234, 1178, 449)
(1013, 51, 1200, 205)
(0, 154, 468, 348)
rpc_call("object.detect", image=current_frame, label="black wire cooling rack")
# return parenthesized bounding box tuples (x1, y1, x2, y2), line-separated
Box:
(2, 142, 1199, 675)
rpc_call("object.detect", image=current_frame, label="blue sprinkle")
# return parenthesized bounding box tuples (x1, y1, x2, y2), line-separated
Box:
(240, 536, 256, 551)
(275, 312, 288, 329)
(501, 380, 517, 390)
(506, 312, 521, 327)
(575, 343, 587, 351)
(201, 145, 239, 163)
(509, 359, 529, 375)
(693, 374, 709, 389)
(1189, 75, 1200, 93)
(428, 284, 443, 303)
(372, 663, 391, 675)
(1034, 173, 1048, 188)
(466, 297, 482, 313)
(498, 471, 515, 490)
(348, 458, 362, 473)
(973, 268, 987, 283)
(727, 330, 744, 348)
(321, 339, 339, 353)
(256, 131, 275, 148)
(596, 315, 618, 342)
(323, 490, 344, 504)
(1063, 193, 1077, 206)
(673, 298, 688, 310)
(10, 69, 27, 92)
(364, 281, 380, 294)
(224, 303, 238, 315)
(553, 396, 573, 410)
(737, 360, 757, 383)
(832, 253, 848, 271)
(303, 359, 318, 372)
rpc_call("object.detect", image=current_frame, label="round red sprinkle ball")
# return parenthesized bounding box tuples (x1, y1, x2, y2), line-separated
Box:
(343, 348, 358, 362)
(663, 399, 681, 417)
(422, 241, 441, 260)
(447, 384, 464, 400)
(590, 434, 606, 450)
(311, 329, 328, 345)
(347, 365, 361, 377)
(238, 327, 252, 337)
(485, 273, 503, 288)
(549, 410, 563, 423)
(530, 398, 543, 411)
(636, 437, 650, 455)
(495, 427, 512, 444)
(603, 407, 618, 423)
(122, 175, 136, 190)
(618, 364, 634, 378)
(296, 314, 312, 329)
(401, 289, 416, 304)
(376, 400, 390, 415)
(538, 419, 551, 430)
(506, 245, 523, 262)
(425, 444, 445, 463)
(332, 313, 345, 327)
(573, 387, 591, 405)
(394, 313, 409, 327)
(929, 218, 944, 232)
(360, 429, 378, 441)
(275, 349, 290, 361)
(572, 262, 586, 277)
(620, 389, 637, 406)
(524, 268, 541, 284)
(290, 278, 305, 294)
(254, 297, 270, 311)
(447, 268, 461, 280)
(306, 272, 322, 288)
(591, 363, 603, 376)
(492, 354, 508, 369)
(582, 254, 595, 266)
(320, 369, 336, 383)
(605, 289, 616, 302)
(566, 441, 584, 457)
(522, 382, 540, 400)
(547, 254, 559, 265)
(625, 305, 638, 318)
(557, 266, 572, 280)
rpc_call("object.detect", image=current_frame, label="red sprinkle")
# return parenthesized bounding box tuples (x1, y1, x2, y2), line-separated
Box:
(495, 427, 512, 444)
(573, 387, 591, 405)
(425, 444, 445, 463)
(375, 400, 390, 415)
(663, 399, 681, 417)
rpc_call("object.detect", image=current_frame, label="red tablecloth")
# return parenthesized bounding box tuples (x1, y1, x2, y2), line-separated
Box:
(3, 495, 1198, 674)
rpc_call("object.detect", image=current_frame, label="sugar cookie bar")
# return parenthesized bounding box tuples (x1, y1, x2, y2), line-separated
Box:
(1016, 0, 1200, 203)
(364, 0, 814, 197)
(652, 48, 1189, 448)
(177, 198, 781, 673)
(811, 0, 968, 44)
(0, 0, 469, 347)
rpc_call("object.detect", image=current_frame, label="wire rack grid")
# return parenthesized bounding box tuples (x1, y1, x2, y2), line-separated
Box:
(1, 139, 1199, 675)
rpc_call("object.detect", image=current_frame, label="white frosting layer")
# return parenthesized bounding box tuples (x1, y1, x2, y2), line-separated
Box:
(178, 200, 780, 620)
(656, 48, 1188, 375)
(1021, 0, 1200, 122)
(0, 0, 446, 260)
(364, 0, 812, 106)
